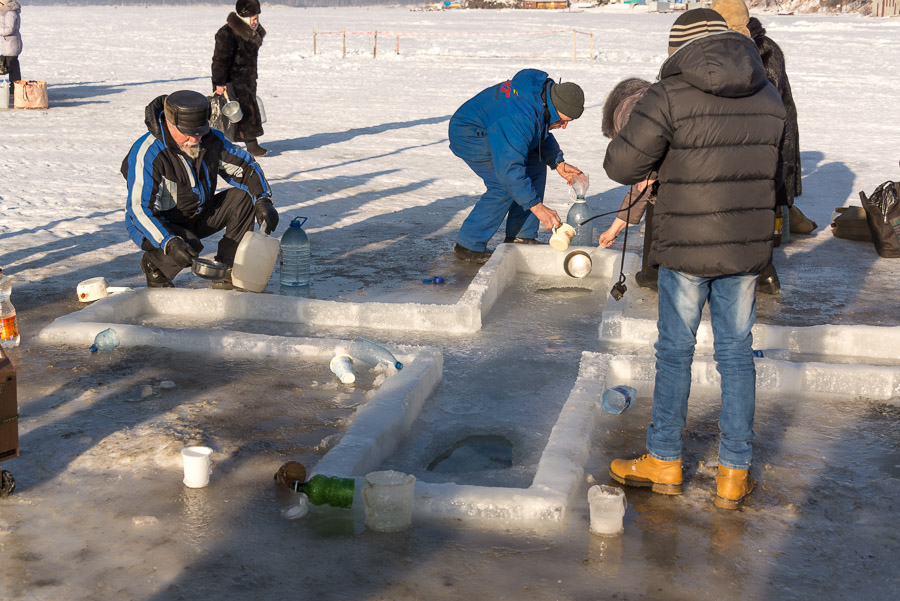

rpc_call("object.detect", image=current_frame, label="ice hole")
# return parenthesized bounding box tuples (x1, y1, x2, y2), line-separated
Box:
(426, 435, 513, 473)
(534, 286, 593, 298)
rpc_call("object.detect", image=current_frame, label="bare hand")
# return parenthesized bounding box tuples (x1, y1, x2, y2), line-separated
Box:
(215, 86, 226, 96)
(556, 162, 584, 185)
(530, 202, 561, 231)
(598, 218, 628, 248)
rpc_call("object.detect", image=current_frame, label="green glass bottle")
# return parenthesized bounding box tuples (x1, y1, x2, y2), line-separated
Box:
(291, 474, 355, 508)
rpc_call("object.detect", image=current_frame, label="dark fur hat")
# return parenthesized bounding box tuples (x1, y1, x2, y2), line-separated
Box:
(236, 0, 261, 17)
(602, 78, 652, 139)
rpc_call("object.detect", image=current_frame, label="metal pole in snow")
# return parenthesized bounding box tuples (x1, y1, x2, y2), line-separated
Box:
(396, 34, 399, 55)
(573, 29, 577, 62)
(374, 31, 378, 59)
(590, 32, 594, 60)
(343, 30, 346, 57)
(313, 27, 317, 56)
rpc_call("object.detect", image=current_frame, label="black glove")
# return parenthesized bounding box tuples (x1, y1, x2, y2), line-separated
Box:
(165, 236, 199, 268)
(255, 198, 279, 234)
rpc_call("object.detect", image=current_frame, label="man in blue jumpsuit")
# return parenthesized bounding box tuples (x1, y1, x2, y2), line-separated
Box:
(449, 69, 585, 263)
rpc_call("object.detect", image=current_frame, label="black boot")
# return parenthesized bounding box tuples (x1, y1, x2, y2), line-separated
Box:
(757, 262, 780, 295)
(246, 139, 268, 157)
(634, 268, 658, 291)
(453, 243, 492, 264)
(141, 255, 174, 288)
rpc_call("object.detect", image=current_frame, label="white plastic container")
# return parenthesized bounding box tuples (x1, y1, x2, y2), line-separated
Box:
(181, 446, 213, 488)
(362, 470, 416, 533)
(329, 354, 356, 384)
(588, 484, 627, 536)
(232, 230, 280, 293)
(0, 79, 9, 110)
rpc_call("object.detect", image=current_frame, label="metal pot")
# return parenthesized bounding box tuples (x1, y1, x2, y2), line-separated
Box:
(563, 250, 593, 279)
(191, 257, 227, 281)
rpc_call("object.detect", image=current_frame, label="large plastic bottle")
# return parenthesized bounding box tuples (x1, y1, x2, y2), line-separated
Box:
(567, 198, 594, 247)
(348, 337, 403, 371)
(601, 385, 637, 415)
(567, 173, 593, 246)
(280, 216, 310, 287)
(0, 268, 20, 348)
(290, 474, 355, 508)
(90, 328, 120, 353)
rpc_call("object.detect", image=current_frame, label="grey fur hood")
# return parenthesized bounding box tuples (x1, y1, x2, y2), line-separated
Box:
(602, 78, 651, 138)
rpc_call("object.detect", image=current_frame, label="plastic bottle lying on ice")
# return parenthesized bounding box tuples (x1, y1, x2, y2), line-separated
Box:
(90, 328, 120, 353)
(347, 337, 403, 371)
(601, 385, 637, 415)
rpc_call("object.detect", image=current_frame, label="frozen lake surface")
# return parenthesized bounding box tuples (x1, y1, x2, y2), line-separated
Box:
(2, 5, 899, 600)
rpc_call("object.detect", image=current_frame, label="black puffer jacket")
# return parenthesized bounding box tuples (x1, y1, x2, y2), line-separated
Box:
(121, 94, 272, 251)
(748, 17, 801, 206)
(211, 12, 266, 140)
(603, 31, 786, 277)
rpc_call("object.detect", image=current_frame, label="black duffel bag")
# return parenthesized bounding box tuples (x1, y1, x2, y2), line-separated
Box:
(860, 181, 900, 258)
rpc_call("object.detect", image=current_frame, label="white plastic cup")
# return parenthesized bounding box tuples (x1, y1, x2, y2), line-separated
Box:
(330, 354, 356, 384)
(181, 446, 213, 488)
(549, 223, 577, 251)
(588, 484, 627, 536)
(362, 470, 416, 533)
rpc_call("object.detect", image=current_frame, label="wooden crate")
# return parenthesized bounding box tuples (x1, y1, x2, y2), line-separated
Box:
(0, 347, 18, 463)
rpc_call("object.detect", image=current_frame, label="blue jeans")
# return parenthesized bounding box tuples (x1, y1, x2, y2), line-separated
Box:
(647, 267, 759, 470)
(457, 157, 545, 252)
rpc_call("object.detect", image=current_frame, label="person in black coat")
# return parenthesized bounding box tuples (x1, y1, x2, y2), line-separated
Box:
(212, 0, 267, 157)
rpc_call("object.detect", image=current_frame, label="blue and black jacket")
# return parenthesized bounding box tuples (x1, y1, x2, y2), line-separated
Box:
(121, 94, 272, 251)
(448, 69, 566, 210)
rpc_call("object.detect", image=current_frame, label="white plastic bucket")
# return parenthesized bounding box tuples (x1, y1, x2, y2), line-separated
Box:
(181, 446, 213, 488)
(588, 484, 627, 536)
(76, 277, 133, 302)
(232, 230, 280, 293)
(0, 79, 9, 110)
(256, 95, 266, 124)
(362, 470, 415, 532)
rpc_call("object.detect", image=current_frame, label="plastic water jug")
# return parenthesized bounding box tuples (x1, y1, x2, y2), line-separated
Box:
(567, 198, 594, 247)
(232, 230, 280, 293)
(280, 217, 310, 287)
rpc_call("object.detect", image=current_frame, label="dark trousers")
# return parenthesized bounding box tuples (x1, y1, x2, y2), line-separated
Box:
(1, 56, 21, 86)
(142, 188, 255, 281)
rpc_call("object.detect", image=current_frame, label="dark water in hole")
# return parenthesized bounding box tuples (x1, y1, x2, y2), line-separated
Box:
(427, 435, 514, 473)
(534, 286, 593, 298)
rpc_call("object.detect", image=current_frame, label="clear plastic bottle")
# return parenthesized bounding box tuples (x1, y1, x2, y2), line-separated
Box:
(290, 474, 355, 508)
(0, 268, 20, 348)
(90, 328, 120, 353)
(280, 216, 310, 287)
(329, 354, 356, 384)
(601, 385, 637, 415)
(348, 337, 403, 371)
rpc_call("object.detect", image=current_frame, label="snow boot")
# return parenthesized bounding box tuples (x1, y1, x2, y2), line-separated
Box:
(246, 139, 268, 157)
(141, 255, 174, 288)
(453, 243, 492, 265)
(789, 205, 818, 235)
(757, 262, 780, 295)
(714, 465, 755, 510)
(609, 454, 683, 495)
(634, 268, 658, 291)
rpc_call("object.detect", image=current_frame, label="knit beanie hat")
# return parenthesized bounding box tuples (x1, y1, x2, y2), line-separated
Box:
(668, 8, 729, 53)
(710, 0, 751, 37)
(549, 82, 585, 120)
(236, 0, 261, 18)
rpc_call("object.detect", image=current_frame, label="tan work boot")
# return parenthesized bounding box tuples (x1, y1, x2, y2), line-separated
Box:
(609, 454, 683, 495)
(714, 465, 755, 510)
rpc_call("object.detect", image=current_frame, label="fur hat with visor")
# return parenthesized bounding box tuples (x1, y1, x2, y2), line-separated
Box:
(236, 0, 261, 18)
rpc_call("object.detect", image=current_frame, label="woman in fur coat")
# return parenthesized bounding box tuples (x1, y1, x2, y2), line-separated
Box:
(212, 0, 267, 156)
(0, 0, 23, 86)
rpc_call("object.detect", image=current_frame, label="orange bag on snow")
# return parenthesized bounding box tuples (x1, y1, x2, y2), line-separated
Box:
(14, 80, 49, 110)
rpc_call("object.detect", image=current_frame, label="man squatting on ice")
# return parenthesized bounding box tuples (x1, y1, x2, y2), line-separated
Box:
(122, 90, 279, 289)
(603, 9, 786, 510)
(448, 69, 586, 264)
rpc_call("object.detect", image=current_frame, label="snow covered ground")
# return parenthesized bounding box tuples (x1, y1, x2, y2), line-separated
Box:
(1, 6, 899, 600)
